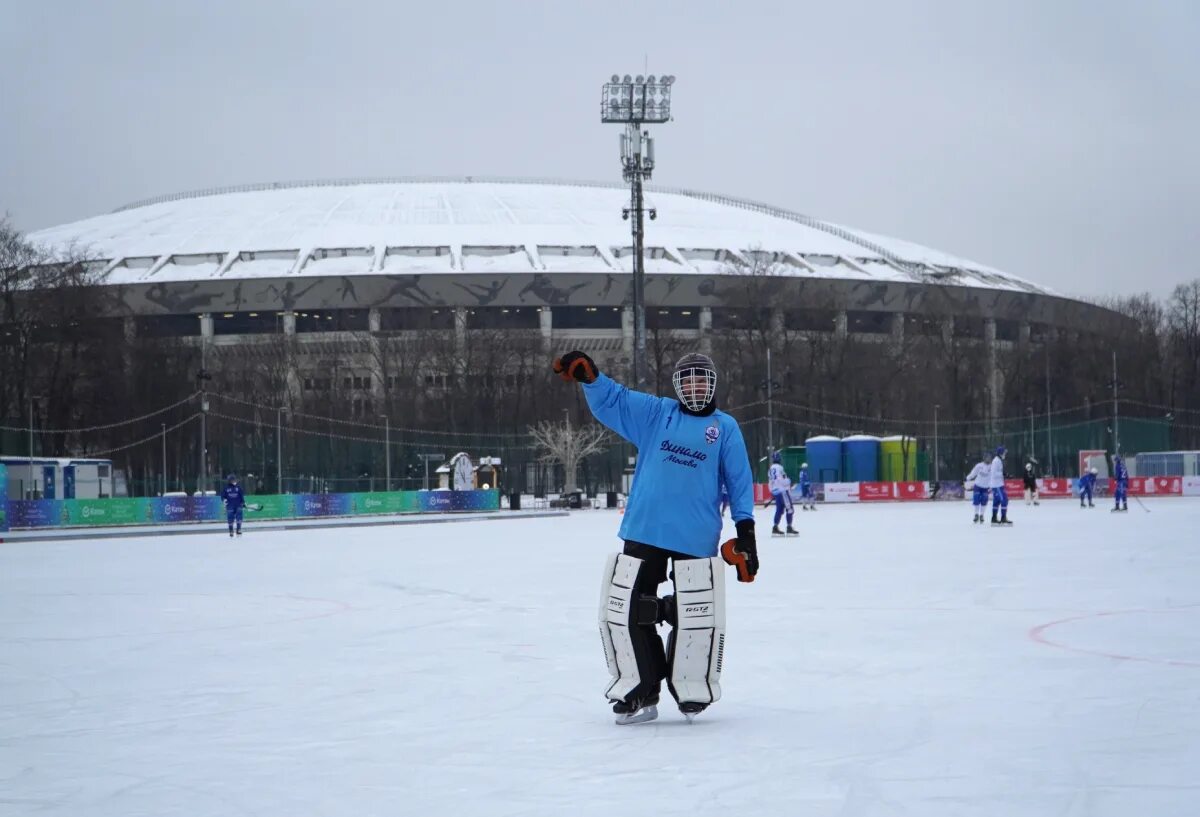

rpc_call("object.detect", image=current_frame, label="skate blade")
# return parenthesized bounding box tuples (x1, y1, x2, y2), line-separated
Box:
(614, 705, 658, 725)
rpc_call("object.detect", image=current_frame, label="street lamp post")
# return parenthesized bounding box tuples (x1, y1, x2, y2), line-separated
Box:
(161, 422, 167, 495)
(602, 73, 674, 390)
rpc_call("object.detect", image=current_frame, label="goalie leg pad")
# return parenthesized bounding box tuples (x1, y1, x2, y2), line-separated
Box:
(667, 556, 726, 706)
(599, 552, 668, 704)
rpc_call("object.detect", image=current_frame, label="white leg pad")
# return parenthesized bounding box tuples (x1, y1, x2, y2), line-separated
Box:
(670, 556, 726, 705)
(599, 552, 643, 703)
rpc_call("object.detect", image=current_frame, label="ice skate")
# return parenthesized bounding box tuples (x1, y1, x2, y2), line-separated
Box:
(236, 530, 242, 537)
(612, 693, 659, 725)
(771, 525, 784, 537)
(678, 701, 708, 724)
(785, 526, 799, 536)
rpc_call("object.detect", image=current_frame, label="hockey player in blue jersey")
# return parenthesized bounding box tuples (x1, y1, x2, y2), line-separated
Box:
(1112, 455, 1129, 512)
(1078, 467, 1097, 508)
(767, 451, 797, 535)
(988, 446, 1012, 526)
(965, 456, 991, 523)
(554, 349, 757, 725)
(221, 473, 246, 537)
(797, 462, 815, 510)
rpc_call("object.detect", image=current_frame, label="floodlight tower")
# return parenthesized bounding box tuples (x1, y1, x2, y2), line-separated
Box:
(601, 73, 674, 390)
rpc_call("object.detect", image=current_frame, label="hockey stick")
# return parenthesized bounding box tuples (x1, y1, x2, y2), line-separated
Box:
(245, 503, 264, 512)
(1130, 495, 1150, 513)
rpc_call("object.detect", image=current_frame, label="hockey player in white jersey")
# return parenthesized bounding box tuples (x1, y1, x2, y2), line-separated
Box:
(964, 456, 991, 524)
(554, 349, 758, 725)
(988, 446, 1012, 526)
(767, 451, 798, 536)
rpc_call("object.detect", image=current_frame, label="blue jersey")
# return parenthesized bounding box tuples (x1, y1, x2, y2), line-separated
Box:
(797, 468, 812, 493)
(1114, 460, 1129, 483)
(221, 484, 245, 510)
(582, 373, 754, 557)
(1078, 473, 1097, 493)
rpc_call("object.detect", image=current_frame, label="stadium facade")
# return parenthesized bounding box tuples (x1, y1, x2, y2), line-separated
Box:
(24, 177, 1125, 414)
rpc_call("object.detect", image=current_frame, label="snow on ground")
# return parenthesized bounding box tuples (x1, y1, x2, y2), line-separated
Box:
(3, 499, 1200, 817)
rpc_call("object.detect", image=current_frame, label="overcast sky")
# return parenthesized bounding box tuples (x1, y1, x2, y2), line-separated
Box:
(2, 0, 1197, 299)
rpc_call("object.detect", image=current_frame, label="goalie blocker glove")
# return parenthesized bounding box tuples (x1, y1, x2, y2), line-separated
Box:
(720, 519, 759, 582)
(553, 350, 599, 384)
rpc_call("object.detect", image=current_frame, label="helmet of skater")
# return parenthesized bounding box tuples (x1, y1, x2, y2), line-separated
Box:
(672, 352, 717, 412)
(1025, 462, 1033, 472)
(801, 462, 808, 470)
(227, 473, 238, 484)
(771, 450, 782, 464)
(995, 445, 1006, 459)
(1090, 467, 1098, 475)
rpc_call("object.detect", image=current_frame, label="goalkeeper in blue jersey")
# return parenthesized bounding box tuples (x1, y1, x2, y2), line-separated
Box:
(554, 350, 757, 726)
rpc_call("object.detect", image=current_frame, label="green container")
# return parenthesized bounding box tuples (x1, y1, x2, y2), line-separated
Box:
(880, 436, 919, 481)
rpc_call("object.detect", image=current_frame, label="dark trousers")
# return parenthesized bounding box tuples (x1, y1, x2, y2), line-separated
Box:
(620, 540, 698, 704)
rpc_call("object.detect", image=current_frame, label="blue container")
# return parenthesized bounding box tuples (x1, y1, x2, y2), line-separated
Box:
(805, 436, 842, 483)
(842, 435, 881, 482)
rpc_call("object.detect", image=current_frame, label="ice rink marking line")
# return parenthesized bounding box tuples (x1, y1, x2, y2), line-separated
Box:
(1028, 605, 1200, 668)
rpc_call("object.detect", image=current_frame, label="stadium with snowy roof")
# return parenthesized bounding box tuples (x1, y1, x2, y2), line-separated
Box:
(22, 176, 1123, 364)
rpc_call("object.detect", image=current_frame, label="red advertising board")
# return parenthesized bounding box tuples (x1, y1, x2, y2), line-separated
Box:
(1038, 478, 1072, 497)
(895, 481, 928, 500)
(754, 483, 771, 504)
(1005, 478, 1025, 495)
(1146, 476, 1182, 495)
(858, 481, 894, 501)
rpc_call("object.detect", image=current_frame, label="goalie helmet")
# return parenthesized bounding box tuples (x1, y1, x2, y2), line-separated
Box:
(672, 353, 717, 412)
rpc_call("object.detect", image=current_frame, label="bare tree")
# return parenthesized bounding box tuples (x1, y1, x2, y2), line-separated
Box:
(528, 417, 611, 493)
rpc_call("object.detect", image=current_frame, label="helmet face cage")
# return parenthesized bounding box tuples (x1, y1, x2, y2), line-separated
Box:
(671, 355, 717, 412)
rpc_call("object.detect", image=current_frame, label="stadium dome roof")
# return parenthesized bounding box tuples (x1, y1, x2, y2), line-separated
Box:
(27, 177, 1051, 295)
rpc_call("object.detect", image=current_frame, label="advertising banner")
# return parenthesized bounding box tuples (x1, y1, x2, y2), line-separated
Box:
(932, 481, 965, 500)
(8, 500, 63, 528)
(820, 482, 859, 503)
(895, 481, 928, 501)
(1038, 478, 1073, 498)
(60, 498, 152, 527)
(244, 494, 296, 520)
(5, 488, 502, 530)
(1139, 476, 1182, 495)
(858, 482, 893, 501)
(754, 483, 771, 504)
(1004, 478, 1025, 495)
(1183, 476, 1200, 497)
(346, 492, 420, 516)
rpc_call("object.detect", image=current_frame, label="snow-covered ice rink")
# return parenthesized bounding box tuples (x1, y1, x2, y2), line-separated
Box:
(4, 499, 1200, 817)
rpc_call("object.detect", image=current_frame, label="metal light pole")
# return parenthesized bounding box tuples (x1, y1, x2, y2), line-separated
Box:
(161, 423, 167, 495)
(277, 408, 283, 494)
(379, 414, 391, 491)
(766, 347, 774, 457)
(28, 394, 37, 467)
(1028, 407, 1035, 462)
(602, 73, 674, 390)
(933, 404, 940, 483)
(196, 359, 212, 495)
(1045, 345, 1052, 474)
(1111, 350, 1120, 456)
(419, 452, 446, 492)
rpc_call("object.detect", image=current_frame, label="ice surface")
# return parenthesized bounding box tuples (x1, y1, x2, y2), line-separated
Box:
(3, 499, 1200, 816)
